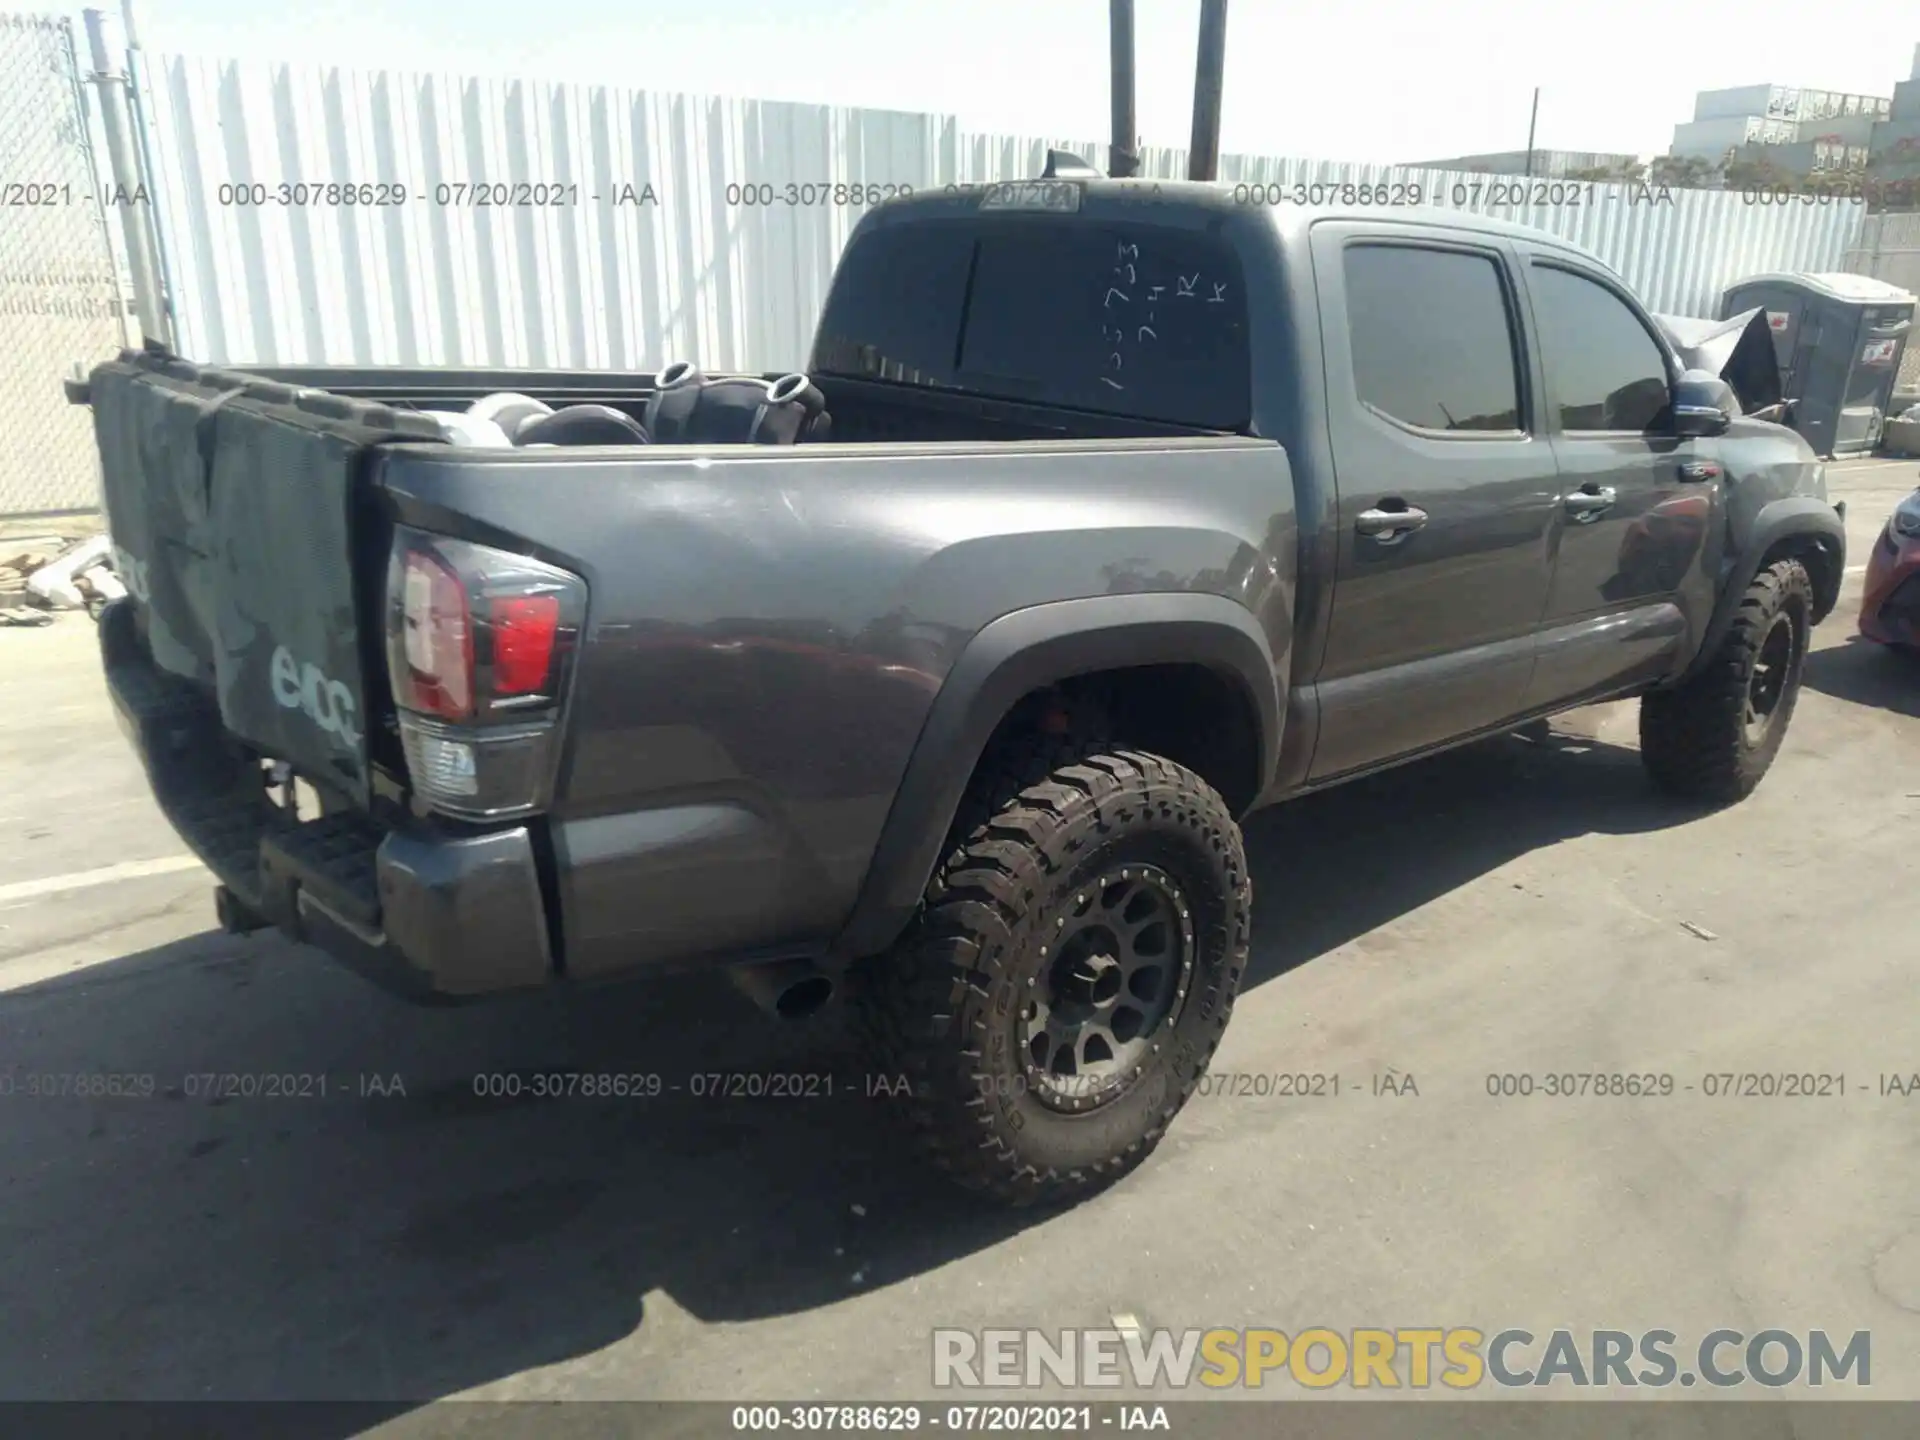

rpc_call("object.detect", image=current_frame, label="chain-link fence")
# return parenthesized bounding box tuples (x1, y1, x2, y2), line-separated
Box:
(1844, 210, 1920, 398)
(0, 14, 126, 516)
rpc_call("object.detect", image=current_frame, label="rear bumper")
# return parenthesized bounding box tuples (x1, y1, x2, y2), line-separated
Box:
(1859, 524, 1920, 648)
(100, 600, 553, 1001)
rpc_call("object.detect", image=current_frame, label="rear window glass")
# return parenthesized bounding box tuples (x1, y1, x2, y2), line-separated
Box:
(811, 218, 1251, 430)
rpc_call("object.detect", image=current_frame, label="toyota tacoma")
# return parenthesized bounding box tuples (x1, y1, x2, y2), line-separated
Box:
(72, 178, 1847, 1204)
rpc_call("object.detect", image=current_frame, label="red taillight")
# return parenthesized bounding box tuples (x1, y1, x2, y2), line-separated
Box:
(397, 550, 474, 719)
(385, 528, 585, 819)
(490, 594, 561, 695)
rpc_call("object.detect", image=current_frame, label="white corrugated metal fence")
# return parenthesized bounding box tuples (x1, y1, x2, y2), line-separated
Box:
(137, 57, 1868, 373)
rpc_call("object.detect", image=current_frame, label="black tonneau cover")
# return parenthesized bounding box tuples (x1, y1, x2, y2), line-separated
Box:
(85, 348, 446, 804)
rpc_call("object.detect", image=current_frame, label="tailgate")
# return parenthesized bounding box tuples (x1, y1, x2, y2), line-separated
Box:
(85, 348, 446, 804)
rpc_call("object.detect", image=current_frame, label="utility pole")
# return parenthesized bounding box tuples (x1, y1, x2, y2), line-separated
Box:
(82, 7, 171, 348)
(119, 0, 177, 345)
(1186, 0, 1228, 182)
(1524, 87, 1540, 177)
(1109, 0, 1138, 178)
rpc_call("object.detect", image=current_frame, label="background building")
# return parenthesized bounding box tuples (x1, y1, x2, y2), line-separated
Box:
(1669, 81, 1892, 174)
(1722, 137, 1873, 176)
(1402, 147, 1641, 178)
(1865, 44, 1920, 194)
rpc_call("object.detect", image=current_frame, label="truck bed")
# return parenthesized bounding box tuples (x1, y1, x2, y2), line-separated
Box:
(233, 363, 1233, 444)
(86, 347, 1239, 790)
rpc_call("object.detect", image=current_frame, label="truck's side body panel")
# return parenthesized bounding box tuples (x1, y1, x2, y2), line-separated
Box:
(1511, 248, 1721, 709)
(832, 590, 1285, 959)
(376, 436, 1297, 976)
(1232, 204, 1337, 796)
(1301, 221, 1561, 780)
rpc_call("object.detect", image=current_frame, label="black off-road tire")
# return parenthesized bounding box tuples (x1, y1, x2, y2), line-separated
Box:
(1639, 558, 1813, 805)
(853, 747, 1251, 1207)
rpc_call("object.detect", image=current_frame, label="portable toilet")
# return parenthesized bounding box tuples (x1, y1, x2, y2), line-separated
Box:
(1718, 272, 1915, 457)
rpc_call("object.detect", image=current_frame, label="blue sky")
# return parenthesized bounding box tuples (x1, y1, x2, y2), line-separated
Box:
(91, 0, 1920, 164)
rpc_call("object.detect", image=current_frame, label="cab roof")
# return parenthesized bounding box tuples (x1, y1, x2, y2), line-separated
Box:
(873, 175, 1621, 278)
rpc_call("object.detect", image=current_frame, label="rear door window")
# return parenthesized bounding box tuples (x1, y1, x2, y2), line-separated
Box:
(812, 219, 1251, 430)
(1342, 242, 1524, 433)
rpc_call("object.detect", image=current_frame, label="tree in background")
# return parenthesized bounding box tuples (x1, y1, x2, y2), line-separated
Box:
(1863, 147, 1920, 211)
(1647, 154, 1721, 189)
(1722, 155, 1793, 191)
(1565, 159, 1647, 184)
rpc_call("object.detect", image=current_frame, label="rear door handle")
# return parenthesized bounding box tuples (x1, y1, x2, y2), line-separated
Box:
(1563, 486, 1617, 522)
(1678, 460, 1722, 483)
(1356, 505, 1429, 544)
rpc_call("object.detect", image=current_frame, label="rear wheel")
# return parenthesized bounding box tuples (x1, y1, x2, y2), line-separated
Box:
(854, 748, 1250, 1207)
(1639, 558, 1812, 804)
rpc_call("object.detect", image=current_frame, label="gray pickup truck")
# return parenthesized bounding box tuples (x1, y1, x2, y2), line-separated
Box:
(75, 179, 1846, 1205)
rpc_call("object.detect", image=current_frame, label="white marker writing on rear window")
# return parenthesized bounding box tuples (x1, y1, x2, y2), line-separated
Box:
(1102, 241, 1143, 391)
(1141, 283, 1165, 346)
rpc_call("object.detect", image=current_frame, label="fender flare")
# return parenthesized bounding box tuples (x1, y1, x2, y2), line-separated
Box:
(832, 592, 1283, 960)
(1678, 496, 1846, 684)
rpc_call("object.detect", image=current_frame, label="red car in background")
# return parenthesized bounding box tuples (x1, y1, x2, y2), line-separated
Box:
(1861, 481, 1920, 650)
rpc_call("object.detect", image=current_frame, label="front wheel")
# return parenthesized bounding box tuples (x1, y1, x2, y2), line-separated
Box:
(1640, 557, 1813, 804)
(854, 750, 1251, 1207)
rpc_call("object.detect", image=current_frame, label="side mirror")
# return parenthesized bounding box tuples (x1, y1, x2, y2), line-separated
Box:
(1671, 370, 1734, 438)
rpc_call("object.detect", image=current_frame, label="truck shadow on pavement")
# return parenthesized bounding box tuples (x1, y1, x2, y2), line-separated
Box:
(1239, 719, 1689, 989)
(1800, 635, 1920, 719)
(0, 719, 1690, 1410)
